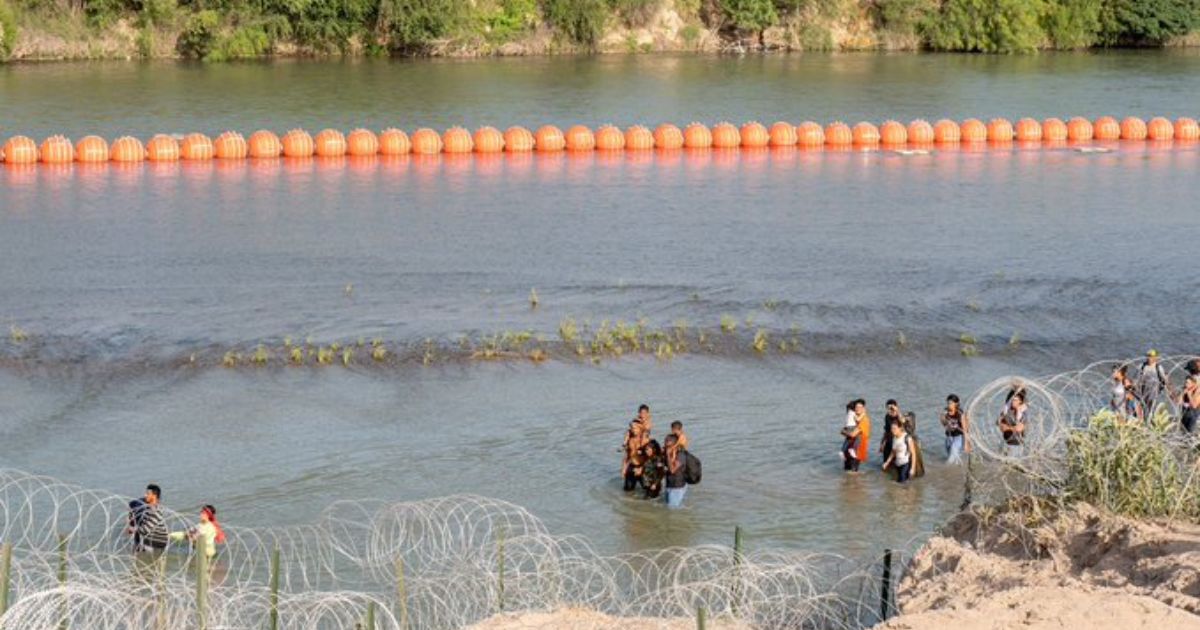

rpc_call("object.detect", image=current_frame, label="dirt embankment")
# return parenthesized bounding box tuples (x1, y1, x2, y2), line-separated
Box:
(874, 501, 1200, 630)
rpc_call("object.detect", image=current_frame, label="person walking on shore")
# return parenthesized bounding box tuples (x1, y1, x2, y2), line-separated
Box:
(1176, 375, 1199, 434)
(940, 394, 970, 464)
(1137, 350, 1170, 415)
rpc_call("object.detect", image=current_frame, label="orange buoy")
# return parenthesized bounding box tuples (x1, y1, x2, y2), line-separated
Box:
(907, 120, 935, 144)
(377, 129, 411, 156)
(653, 124, 684, 150)
(347, 129, 380, 156)
(1119, 116, 1147, 140)
(282, 129, 315, 158)
(564, 125, 595, 151)
(1042, 118, 1067, 142)
(442, 127, 473, 153)
(145, 134, 180, 161)
(314, 129, 347, 157)
(1014, 118, 1041, 141)
(879, 120, 907, 145)
(852, 122, 880, 145)
(740, 122, 769, 148)
(75, 135, 111, 163)
(768, 122, 797, 146)
(711, 122, 740, 149)
(1094, 116, 1120, 140)
(625, 125, 655, 150)
(534, 125, 565, 152)
(213, 131, 247, 159)
(797, 122, 825, 147)
(503, 126, 534, 152)
(1175, 118, 1200, 141)
(3, 136, 38, 164)
(960, 119, 987, 142)
(1146, 117, 1173, 141)
(987, 118, 1014, 142)
(823, 122, 851, 146)
(473, 126, 505, 153)
(594, 125, 625, 150)
(1066, 117, 1093, 141)
(933, 119, 961, 143)
(248, 130, 282, 159)
(179, 133, 213, 160)
(39, 136, 74, 164)
(110, 136, 145, 162)
(411, 128, 444, 155)
(683, 123, 712, 149)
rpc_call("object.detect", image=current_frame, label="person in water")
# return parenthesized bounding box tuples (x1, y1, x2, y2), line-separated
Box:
(1175, 374, 1199, 434)
(839, 400, 860, 471)
(903, 412, 925, 477)
(621, 420, 650, 492)
(639, 440, 666, 499)
(940, 394, 970, 464)
(635, 404, 652, 434)
(879, 399, 902, 462)
(663, 434, 688, 508)
(670, 420, 689, 450)
(844, 399, 870, 472)
(881, 420, 917, 483)
(127, 483, 169, 553)
(169, 504, 226, 558)
(998, 391, 1028, 456)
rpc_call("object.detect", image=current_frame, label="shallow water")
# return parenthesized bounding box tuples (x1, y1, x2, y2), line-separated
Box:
(1, 53, 1199, 557)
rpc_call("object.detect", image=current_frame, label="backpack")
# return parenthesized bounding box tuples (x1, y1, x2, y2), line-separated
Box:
(683, 451, 702, 485)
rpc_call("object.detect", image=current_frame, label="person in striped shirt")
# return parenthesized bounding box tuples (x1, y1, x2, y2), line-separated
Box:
(127, 483, 169, 553)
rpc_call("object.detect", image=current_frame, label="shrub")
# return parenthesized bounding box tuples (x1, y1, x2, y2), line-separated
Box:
(545, 0, 608, 46)
(478, 0, 538, 43)
(86, 0, 135, 28)
(177, 8, 220, 57)
(378, 0, 462, 51)
(877, 0, 937, 39)
(922, 0, 1046, 52)
(1097, 0, 1199, 46)
(719, 0, 778, 31)
(1042, 0, 1102, 48)
(211, 22, 271, 59)
(0, 0, 16, 61)
(1064, 410, 1200, 519)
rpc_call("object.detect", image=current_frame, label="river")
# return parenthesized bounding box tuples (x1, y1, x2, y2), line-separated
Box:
(1, 52, 1199, 559)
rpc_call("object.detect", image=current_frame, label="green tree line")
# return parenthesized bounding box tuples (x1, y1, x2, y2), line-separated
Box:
(0, 0, 1196, 60)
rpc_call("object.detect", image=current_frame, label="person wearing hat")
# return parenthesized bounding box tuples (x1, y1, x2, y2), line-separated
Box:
(1136, 350, 1170, 416)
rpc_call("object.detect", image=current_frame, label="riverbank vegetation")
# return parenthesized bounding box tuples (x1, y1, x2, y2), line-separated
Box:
(1, 0, 1199, 61)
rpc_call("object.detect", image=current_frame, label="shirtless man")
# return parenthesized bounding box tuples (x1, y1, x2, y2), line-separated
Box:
(621, 421, 650, 491)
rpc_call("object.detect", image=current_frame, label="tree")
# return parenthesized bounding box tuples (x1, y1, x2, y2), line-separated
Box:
(1098, 0, 1199, 45)
(719, 0, 778, 46)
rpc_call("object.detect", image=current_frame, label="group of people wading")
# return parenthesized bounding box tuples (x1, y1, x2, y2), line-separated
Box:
(621, 404, 701, 508)
(126, 483, 226, 557)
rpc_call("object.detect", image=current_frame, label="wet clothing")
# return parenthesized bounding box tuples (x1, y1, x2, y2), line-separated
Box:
(130, 501, 168, 551)
(945, 434, 965, 464)
(664, 452, 688, 508)
(895, 461, 912, 483)
(1111, 381, 1127, 412)
(841, 438, 860, 471)
(641, 455, 666, 499)
(891, 434, 911, 467)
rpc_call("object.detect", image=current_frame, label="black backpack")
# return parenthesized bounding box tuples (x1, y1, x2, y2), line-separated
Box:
(683, 451, 702, 485)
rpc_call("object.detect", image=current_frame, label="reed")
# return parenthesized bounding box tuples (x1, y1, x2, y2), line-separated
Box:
(720, 315, 737, 333)
(8, 325, 27, 343)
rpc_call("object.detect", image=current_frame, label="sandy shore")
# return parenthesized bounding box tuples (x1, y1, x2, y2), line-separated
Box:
(466, 608, 749, 629)
(874, 501, 1200, 630)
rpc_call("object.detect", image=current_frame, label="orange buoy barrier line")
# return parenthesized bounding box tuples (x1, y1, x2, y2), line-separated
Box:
(3, 117, 1199, 165)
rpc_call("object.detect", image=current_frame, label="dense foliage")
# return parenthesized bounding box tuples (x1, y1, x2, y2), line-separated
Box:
(0, 0, 1196, 60)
